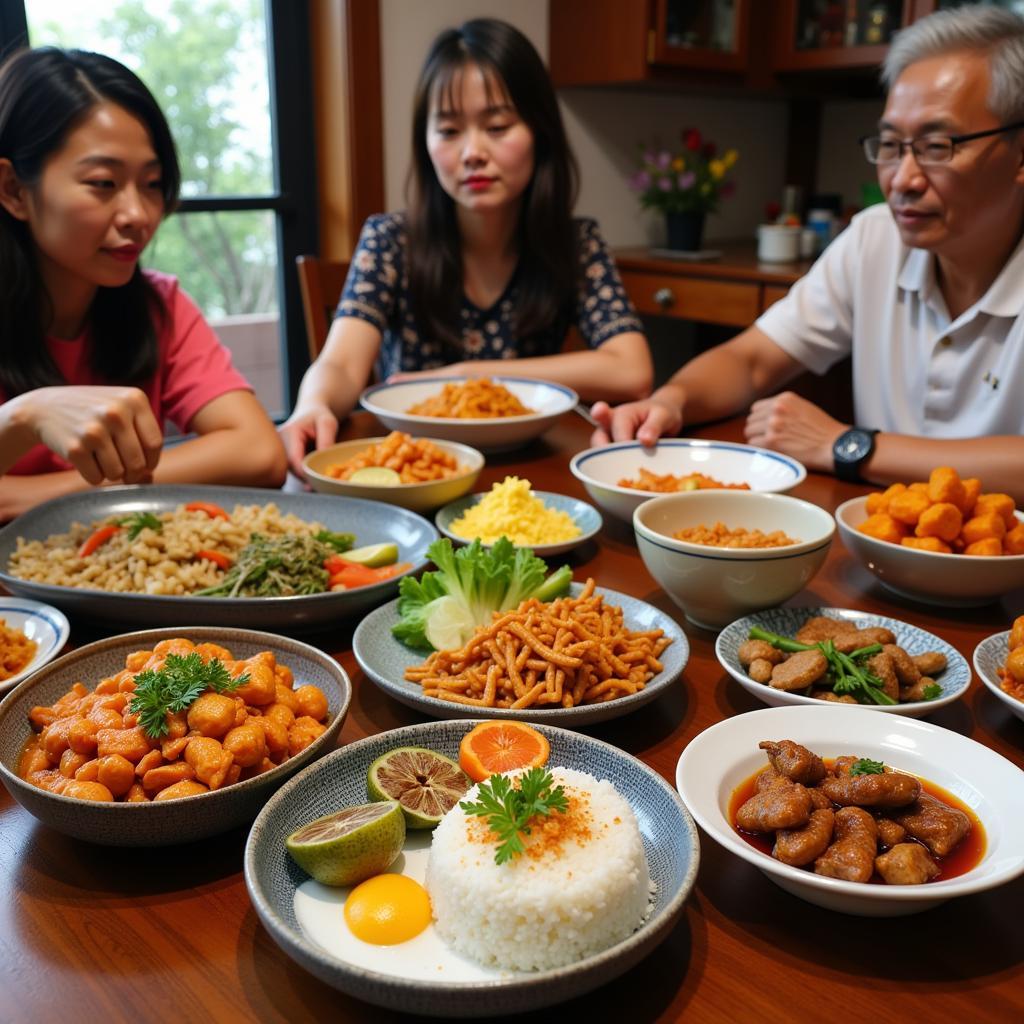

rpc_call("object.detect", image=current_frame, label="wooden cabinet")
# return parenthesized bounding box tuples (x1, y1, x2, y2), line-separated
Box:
(614, 244, 811, 329)
(549, 0, 752, 87)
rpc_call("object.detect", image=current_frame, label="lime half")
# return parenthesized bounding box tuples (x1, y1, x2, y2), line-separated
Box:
(342, 542, 399, 567)
(424, 594, 477, 651)
(350, 466, 402, 486)
(285, 800, 405, 886)
(367, 747, 471, 829)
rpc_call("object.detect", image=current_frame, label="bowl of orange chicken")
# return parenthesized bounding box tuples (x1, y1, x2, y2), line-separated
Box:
(0, 626, 350, 845)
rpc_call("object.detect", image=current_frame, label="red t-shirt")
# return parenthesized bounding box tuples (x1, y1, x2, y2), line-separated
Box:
(2, 271, 252, 475)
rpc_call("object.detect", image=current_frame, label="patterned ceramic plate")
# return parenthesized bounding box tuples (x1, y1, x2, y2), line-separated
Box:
(244, 719, 699, 1017)
(715, 606, 970, 717)
(973, 631, 1024, 725)
(435, 490, 602, 557)
(352, 583, 689, 725)
(0, 484, 437, 630)
(0, 597, 70, 695)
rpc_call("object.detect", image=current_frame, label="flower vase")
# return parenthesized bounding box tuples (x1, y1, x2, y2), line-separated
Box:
(665, 211, 705, 252)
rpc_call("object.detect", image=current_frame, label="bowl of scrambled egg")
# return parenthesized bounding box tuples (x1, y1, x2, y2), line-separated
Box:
(435, 476, 602, 557)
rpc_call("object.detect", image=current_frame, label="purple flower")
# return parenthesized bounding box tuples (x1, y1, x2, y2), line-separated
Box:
(656, 151, 672, 170)
(677, 171, 696, 190)
(643, 150, 657, 166)
(658, 176, 673, 191)
(629, 169, 652, 191)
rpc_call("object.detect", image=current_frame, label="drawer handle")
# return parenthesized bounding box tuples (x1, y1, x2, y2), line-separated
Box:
(653, 287, 675, 309)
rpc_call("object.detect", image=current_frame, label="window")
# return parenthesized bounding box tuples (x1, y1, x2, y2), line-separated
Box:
(3, 0, 317, 417)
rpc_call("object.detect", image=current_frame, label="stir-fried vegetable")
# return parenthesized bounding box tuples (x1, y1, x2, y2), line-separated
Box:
(196, 534, 336, 598)
(392, 537, 572, 651)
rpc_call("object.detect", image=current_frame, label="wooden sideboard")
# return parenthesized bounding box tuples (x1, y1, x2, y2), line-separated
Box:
(615, 242, 812, 328)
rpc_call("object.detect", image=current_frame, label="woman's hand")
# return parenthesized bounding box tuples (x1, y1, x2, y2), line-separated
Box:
(589, 394, 684, 446)
(6, 386, 163, 484)
(744, 391, 847, 472)
(278, 403, 339, 477)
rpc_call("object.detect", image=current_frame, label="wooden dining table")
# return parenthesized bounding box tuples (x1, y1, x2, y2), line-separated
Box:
(1, 411, 1022, 1024)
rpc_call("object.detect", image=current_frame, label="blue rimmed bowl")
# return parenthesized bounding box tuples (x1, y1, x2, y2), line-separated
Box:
(570, 438, 806, 522)
(716, 606, 971, 716)
(435, 490, 602, 557)
(244, 718, 699, 1016)
(973, 630, 1024, 725)
(634, 490, 835, 630)
(0, 597, 70, 695)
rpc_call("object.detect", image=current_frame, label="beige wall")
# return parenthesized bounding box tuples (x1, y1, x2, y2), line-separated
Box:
(378, 0, 788, 247)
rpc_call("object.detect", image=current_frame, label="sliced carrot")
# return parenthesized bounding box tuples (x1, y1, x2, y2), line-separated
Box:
(77, 525, 122, 558)
(184, 501, 229, 520)
(458, 721, 550, 783)
(326, 560, 411, 590)
(195, 549, 233, 570)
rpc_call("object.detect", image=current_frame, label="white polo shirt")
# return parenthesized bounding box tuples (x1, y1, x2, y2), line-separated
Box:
(756, 203, 1024, 437)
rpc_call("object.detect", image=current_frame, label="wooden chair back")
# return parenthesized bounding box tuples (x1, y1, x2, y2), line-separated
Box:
(296, 255, 350, 361)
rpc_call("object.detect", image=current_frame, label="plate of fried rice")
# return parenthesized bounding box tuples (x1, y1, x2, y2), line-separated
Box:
(245, 719, 699, 1016)
(0, 485, 438, 630)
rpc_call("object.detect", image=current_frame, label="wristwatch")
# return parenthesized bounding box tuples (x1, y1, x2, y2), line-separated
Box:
(832, 427, 879, 483)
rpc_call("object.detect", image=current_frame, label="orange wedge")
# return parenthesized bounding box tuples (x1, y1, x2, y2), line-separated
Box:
(458, 721, 550, 783)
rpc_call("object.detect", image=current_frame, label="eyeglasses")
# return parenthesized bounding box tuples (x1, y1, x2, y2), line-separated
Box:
(860, 120, 1024, 165)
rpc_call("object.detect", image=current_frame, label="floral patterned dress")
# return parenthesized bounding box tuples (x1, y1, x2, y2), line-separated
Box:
(336, 212, 644, 381)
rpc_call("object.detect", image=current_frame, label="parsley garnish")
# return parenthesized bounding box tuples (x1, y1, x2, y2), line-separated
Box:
(849, 757, 886, 777)
(315, 529, 355, 553)
(921, 683, 942, 701)
(460, 767, 569, 865)
(129, 652, 248, 738)
(118, 512, 163, 540)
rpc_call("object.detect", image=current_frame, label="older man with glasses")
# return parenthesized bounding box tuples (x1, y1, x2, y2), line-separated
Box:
(591, 5, 1024, 501)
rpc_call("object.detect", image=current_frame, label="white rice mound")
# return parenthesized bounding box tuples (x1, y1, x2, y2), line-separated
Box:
(425, 766, 653, 972)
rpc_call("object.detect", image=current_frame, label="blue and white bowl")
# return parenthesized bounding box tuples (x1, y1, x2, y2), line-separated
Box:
(716, 606, 971, 716)
(570, 438, 806, 522)
(245, 719, 699, 1016)
(0, 598, 69, 694)
(973, 631, 1024, 725)
(435, 489, 602, 557)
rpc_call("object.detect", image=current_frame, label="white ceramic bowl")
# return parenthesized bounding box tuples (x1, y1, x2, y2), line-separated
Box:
(0, 597, 70, 695)
(676, 704, 1024, 916)
(303, 436, 484, 513)
(435, 490, 602, 558)
(570, 439, 806, 522)
(835, 496, 1024, 607)
(973, 630, 1024, 725)
(715, 606, 971, 717)
(633, 491, 835, 630)
(359, 377, 577, 453)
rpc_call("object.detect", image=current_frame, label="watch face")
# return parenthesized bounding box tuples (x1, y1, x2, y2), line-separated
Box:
(836, 429, 873, 463)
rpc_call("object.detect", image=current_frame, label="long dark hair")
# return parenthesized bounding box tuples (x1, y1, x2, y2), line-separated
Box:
(407, 18, 579, 353)
(0, 47, 181, 397)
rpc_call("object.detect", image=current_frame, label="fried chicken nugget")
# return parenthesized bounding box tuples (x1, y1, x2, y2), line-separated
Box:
(889, 490, 931, 527)
(960, 512, 1007, 546)
(901, 536, 953, 554)
(1005, 523, 1024, 555)
(865, 483, 907, 515)
(927, 466, 966, 511)
(974, 493, 1017, 531)
(857, 513, 908, 546)
(964, 537, 1002, 556)
(915, 502, 962, 542)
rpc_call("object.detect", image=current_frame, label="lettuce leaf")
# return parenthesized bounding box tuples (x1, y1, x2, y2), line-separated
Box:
(392, 537, 572, 650)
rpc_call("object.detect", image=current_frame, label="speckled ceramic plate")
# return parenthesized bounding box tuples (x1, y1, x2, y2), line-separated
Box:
(435, 490, 602, 557)
(352, 583, 689, 725)
(244, 719, 699, 1017)
(715, 606, 970, 717)
(973, 631, 1024, 725)
(0, 484, 438, 630)
(0, 597, 70, 695)
(0, 626, 351, 846)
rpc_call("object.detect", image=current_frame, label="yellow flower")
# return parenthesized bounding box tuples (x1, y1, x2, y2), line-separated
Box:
(723, 149, 738, 168)
(709, 159, 725, 180)
(700, 182, 712, 195)
(671, 156, 686, 172)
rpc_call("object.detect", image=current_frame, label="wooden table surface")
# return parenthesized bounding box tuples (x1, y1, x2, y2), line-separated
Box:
(2, 412, 1022, 1024)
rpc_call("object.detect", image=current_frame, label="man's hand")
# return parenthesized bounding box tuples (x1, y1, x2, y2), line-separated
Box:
(589, 395, 684, 447)
(744, 391, 847, 472)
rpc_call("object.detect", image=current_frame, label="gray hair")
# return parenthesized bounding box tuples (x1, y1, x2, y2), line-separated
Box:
(882, 5, 1024, 122)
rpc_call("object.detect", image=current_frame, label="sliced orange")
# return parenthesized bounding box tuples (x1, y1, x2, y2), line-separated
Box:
(458, 721, 550, 783)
